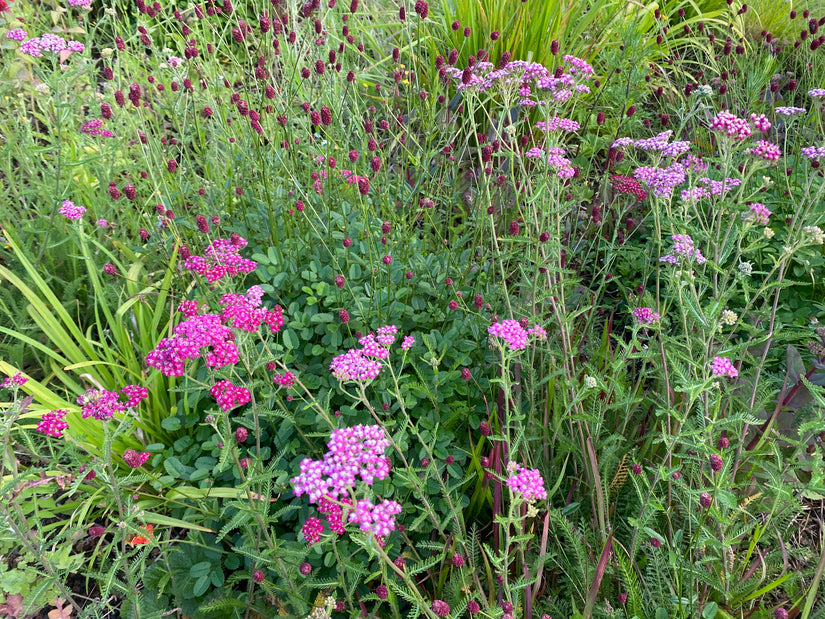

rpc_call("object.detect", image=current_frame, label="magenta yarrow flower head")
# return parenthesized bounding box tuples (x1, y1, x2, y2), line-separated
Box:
(302, 516, 324, 545)
(123, 449, 151, 468)
(659, 234, 707, 266)
(59, 200, 86, 221)
(401, 335, 415, 350)
(78, 389, 125, 421)
(209, 380, 251, 411)
(633, 307, 661, 325)
(291, 425, 391, 503)
(120, 384, 149, 408)
(348, 498, 403, 536)
(219, 286, 284, 333)
(146, 313, 239, 376)
(178, 300, 199, 317)
(37, 409, 69, 438)
(318, 496, 350, 535)
(536, 117, 580, 132)
(273, 371, 297, 388)
(488, 319, 545, 351)
(709, 111, 752, 140)
(612, 175, 647, 201)
(809, 89, 825, 98)
(7, 29, 27, 41)
(711, 356, 738, 378)
(1, 373, 28, 388)
(633, 163, 686, 199)
(749, 113, 771, 132)
(183, 237, 258, 283)
(81, 119, 114, 138)
(506, 463, 548, 502)
(748, 140, 781, 162)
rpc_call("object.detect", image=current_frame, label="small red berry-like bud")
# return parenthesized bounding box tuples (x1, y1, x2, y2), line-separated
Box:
(479, 421, 491, 436)
(103, 263, 117, 275)
(632, 463, 642, 475)
(339, 309, 350, 323)
(626, 105, 636, 117)
(382, 254, 392, 265)
(710, 454, 723, 471)
(358, 177, 370, 195)
(414, 0, 428, 18)
(252, 570, 265, 583)
(235, 427, 248, 443)
(551, 39, 559, 54)
(596, 111, 605, 125)
(334, 275, 345, 288)
(699, 492, 712, 508)
(451, 553, 465, 567)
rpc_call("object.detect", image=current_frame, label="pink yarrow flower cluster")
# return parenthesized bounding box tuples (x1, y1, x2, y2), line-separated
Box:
(218, 285, 284, 333)
(748, 203, 772, 225)
(37, 409, 69, 438)
(633, 307, 661, 324)
(488, 319, 546, 351)
(59, 200, 86, 221)
(183, 236, 258, 283)
(536, 117, 580, 132)
(506, 464, 548, 501)
(19, 33, 84, 56)
(291, 425, 392, 503)
(711, 356, 738, 378)
(748, 140, 781, 162)
(660, 234, 707, 265)
(348, 499, 403, 537)
(81, 119, 114, 138)
(318, 495, 351, 535)
(708, 111, 751, 140)
(123, 449, 151, 468)
(209, 380, 251, 411)
(1, 373, 28, 388)
(329, 325, 401, 382)
(273, 371, 296, 388)
(633, 163, 686, 199)
(801, 145, 825, 159)
(6, 29, 27, 41)
(146, 313, 239, 376)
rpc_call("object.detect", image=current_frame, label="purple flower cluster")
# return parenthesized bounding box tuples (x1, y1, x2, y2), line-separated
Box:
(708, 111, 752, 140)
(525, 147, 544, 158)
(81, 119, 114, 138)
(660, 234, 707, 266)
(37, 409, 69, 438)
(618, 130, 690, 157)
(219, 286, 284, 333)
(6, 29, 27, 41)
(633, 307, 661, 324)
(291, 425, 392, 503)
(633, 163, 686, 198)
(146, 314, 238, 376)
(749, 113, 771, 132)
(711, 356, 738, 377)
(19, 33, 84, 57)
(302, 517, 324, 545)
(59, 200, 86, 221)
(536, 117, 580, 132)
(809, 89, 825, 98)
(183, 237, 258, 284)
(329, 349, 383, 381)
(801, 145, 825, 159)
(506, 464, 548, 501)
(681, 177, 741, 203)
(488, 319, 546, 351)
(348, 499, 403, 536)
(77, 389, 123, 421)
(401, 335, 415, 350)
(774, 106, 806, 116)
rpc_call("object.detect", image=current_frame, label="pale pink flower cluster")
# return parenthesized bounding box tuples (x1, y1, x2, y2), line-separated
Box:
(488, 319, 545, 351)
(536, 117, 580, 132)
(146, 314, 238, 376)
(546, 149, 575, 178)
(633, 163, 686, 198)
(711, 356, 738, 377)
(525, 147, 544, 158)
(209, 380, 251, 411)
(682, 176, 742, 202)
(749, 203, 772, 225)
(59, 200, 86, 221)
(660, 234, 706, 265)
(506, 464, 548, 501)
(748, 140, 781, 162)
(709, 111, 751, 140)
(183, 237, 258, 283)
(330, 325, 402, 381)
(291, 425, 392, 503)
(632, 307, 661, 324)
(19, 33, 84, 57)
(349, 499, 403, 536)
(801, 145, 825, 159)
(401, 336, 415, 350)
(809, 89, 825, 98)
(37, 409, 69, 438)
(774, 106, 806, 116)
